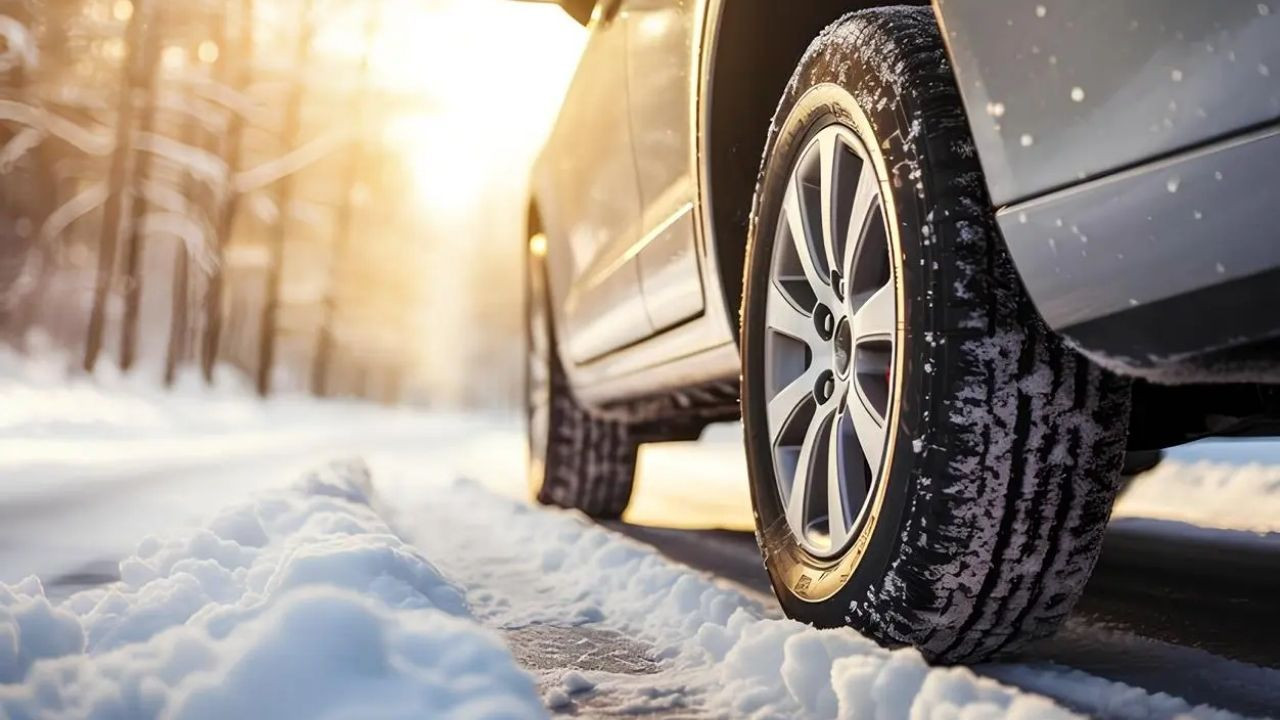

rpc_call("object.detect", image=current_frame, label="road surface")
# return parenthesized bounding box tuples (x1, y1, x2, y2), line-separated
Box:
(2, 359, 1277, 718)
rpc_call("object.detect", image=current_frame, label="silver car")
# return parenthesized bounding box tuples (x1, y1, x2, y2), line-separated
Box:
(522, 0, 1280, 662)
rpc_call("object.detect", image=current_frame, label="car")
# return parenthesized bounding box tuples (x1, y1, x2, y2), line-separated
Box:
(520, 0, 1280, 663)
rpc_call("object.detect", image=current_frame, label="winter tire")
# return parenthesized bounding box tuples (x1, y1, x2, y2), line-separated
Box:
(740, 8, 1132, 663)
(525, 231, 639, 519)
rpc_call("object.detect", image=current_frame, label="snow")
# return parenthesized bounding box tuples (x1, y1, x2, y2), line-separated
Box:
(389, 478, 1254, 719)
(0, 462, 543, 720)
(0, 16, 37, 74)
(0, 347, 522, 584)
(4, 455, 1100, 719)
(986, 664, 1245, 720)
(1, 351, 1275, 718)
(1113, 442, 1280, 533)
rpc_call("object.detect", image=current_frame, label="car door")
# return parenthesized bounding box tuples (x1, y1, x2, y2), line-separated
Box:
(624, 0, 705, 331)
(544, 5, 654, 364)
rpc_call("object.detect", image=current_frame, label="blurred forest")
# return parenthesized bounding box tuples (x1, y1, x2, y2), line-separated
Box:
(0, 0, 574, 408)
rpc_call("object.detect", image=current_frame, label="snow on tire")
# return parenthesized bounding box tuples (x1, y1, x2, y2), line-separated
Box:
(740, 7, 1132, 663)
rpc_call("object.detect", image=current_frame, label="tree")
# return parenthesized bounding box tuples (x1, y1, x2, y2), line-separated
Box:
(167, 6, 231, 386)
(200, 0, 255, 385)
(256, 0, 316, 396)
(83, 0, 151, 373)
(117, 2, 166, 372)
(311, 0, 381, 397)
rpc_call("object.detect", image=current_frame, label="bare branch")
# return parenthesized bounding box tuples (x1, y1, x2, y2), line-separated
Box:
(154, 89, 229, 135)
(0, 99, 113, 155)
(141, 177, 191, 214)
(185, 75, 268, 126)
(40, 182, 107, 242)
(136, 131, 230, 188)
(141, 212, 217, 273)
(235, 130, 346, 193)
(0, 125, 42, 171)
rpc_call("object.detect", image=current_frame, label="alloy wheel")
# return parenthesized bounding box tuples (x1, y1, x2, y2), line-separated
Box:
(763, 123, 897, 558)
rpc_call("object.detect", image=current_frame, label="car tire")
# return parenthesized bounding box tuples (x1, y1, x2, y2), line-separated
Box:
(740, 7, 1132, 663)
(525, 232, 638, 519)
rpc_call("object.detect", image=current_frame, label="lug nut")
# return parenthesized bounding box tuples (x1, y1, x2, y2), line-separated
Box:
(814, 304, 835, 341)
(814, 370, 835, 404)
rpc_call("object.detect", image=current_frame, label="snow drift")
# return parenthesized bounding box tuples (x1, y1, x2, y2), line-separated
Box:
(0, 461, 544, 720)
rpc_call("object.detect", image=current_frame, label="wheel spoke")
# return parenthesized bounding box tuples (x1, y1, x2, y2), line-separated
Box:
(843, 163, 880, 279)
(826, 408, 854, 548)
(852, 282, 895, 342)
(848, 388, 886, 475)
(818, 131, 840, 281)
(783, 178, 836, 306)
(765, 278, 830, 442)
(767, 280, 823, 349)
(767, 363, 822, 445)
(785, 406, 831, 533)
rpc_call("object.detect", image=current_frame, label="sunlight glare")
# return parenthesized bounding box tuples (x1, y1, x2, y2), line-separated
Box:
(313, 0, 585, 217)
(198, 40, 220, 64)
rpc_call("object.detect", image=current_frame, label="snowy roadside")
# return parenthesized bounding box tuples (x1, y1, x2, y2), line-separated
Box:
(2, 349, 1278, 718)
(0, 462, 544, 719)
(0, 349, 522, 585)
(2, 455, 1261, 719)
(381, 467, 1261, 720)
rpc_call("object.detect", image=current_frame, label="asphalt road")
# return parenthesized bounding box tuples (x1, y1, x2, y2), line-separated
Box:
(608, 516, 1280, 719)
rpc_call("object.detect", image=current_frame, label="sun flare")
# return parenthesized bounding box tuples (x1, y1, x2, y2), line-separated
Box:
(311, 0, 585, 214)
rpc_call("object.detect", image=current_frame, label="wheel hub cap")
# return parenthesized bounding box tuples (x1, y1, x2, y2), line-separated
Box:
(833, 318, 852, 378)
(762, 123, 897, 558)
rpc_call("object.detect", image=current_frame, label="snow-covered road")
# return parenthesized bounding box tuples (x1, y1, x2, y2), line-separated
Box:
(2, 351, 1279, 719)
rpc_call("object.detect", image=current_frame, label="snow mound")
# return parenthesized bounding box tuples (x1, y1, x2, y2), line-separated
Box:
(0, 460, 544, 720)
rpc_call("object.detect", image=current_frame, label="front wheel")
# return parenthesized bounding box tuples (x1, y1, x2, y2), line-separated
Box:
(740, 8, 1132, 663)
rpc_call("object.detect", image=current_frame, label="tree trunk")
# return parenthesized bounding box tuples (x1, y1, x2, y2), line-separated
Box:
(311, 0, 381, 397)
(201, 0, 255, 384)
(83, 0, 150, 373)
(163, 116, 200, 387)
(117, 5, 167, 373)
(166, 9, 228, 387)
(163, 243, 189, 387)
(256, 0, 316, 397)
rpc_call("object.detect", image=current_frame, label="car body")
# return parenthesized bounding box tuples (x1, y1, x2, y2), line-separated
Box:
(522, 0, 1280, 661)
(529, 0, 1280, 431)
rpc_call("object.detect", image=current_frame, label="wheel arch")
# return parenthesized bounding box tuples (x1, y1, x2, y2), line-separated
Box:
(699, 0, 932, 337)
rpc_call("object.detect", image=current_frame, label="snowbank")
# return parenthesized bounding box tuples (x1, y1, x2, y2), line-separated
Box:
(1115, 457, 1280, 533)
(0, 461, 544, 720)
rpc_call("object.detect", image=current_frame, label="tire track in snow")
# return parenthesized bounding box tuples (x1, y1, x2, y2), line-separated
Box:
(598, 510, 1280, 718)
(380, 476, 715, 717)
(375, 469, 1263, 720)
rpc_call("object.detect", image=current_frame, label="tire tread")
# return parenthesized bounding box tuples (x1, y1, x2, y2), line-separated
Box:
(751, 7, 1132, 663)
(530, 266, 638, 520)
